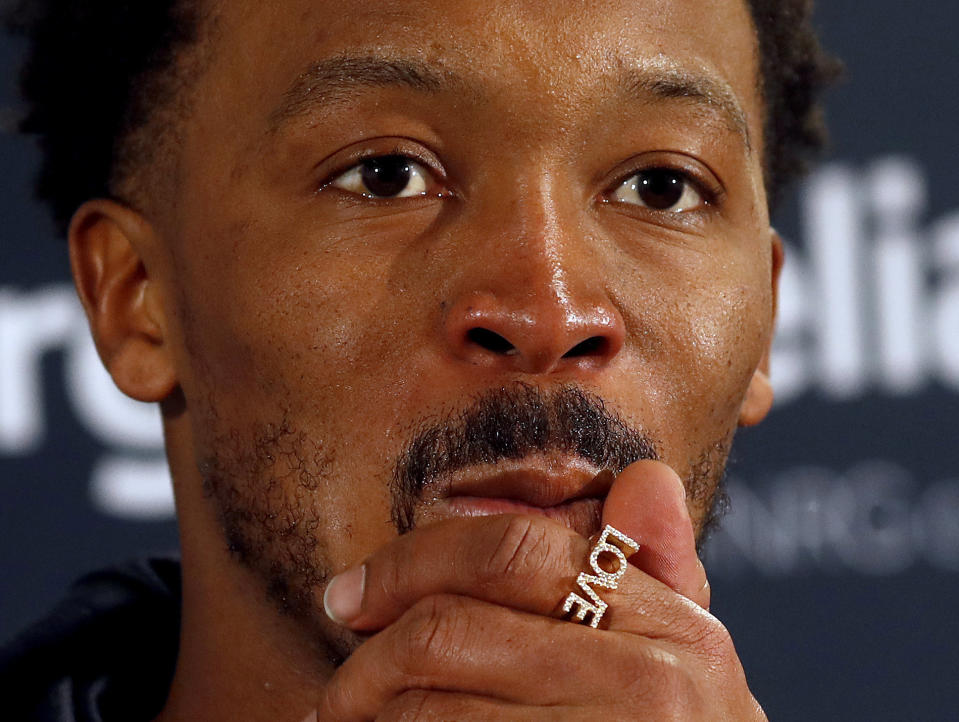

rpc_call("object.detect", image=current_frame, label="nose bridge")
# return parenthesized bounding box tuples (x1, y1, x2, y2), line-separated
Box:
(441, 174, 626, 375)
(498, 175, 570, 300)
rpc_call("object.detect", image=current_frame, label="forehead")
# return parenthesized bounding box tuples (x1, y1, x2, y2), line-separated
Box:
(193, 0, 761, 143)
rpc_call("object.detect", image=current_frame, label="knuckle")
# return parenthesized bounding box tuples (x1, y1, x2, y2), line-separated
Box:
(651, 596, 730, 660)
(376, 689, 433, 722)
(397, 595, 470, 671)
(672, 604, 718, 646)
(652, 603, 740, 677)
(623, 647, 698, 720)
(694, 616, 738, 672)
(318, 676, 358, 722)
(480, 514, 554, 583)
(382, 543, 415, 605)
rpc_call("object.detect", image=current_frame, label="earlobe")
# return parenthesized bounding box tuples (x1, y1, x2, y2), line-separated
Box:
(738, 368, 774, 427)
(69, 199, 177, 402)
(738, 229, 784, 428)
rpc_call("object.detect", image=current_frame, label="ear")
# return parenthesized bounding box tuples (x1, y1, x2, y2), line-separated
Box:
(68, 199, 177, 402)
(738, 229, 784, 427)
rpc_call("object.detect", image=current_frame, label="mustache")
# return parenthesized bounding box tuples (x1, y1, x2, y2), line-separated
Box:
(391, 382, 660, 532)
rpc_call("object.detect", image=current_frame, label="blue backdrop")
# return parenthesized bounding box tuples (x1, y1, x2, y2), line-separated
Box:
(2, 3, 957, 720)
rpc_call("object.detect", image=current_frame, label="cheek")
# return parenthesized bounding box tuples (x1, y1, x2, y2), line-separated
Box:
(669, 277, 771, 426)
(169, 234, 415, 563)
(165, 214, 424, 507)
(618, 245, 772, 444)
(175, 239, 401, 405)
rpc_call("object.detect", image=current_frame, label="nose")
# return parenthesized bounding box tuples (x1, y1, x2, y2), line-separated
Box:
(442, 271, 626, 376)
(440, 175, 628, 376)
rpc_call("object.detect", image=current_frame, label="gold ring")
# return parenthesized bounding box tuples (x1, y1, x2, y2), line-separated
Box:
(562, 524, 639, 628)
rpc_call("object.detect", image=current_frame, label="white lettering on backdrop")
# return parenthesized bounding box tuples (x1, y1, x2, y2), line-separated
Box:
(774, 156, 959, 401)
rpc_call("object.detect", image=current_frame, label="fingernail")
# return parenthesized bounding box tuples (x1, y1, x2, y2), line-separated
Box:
(697, 559, 711, 609)
(323, 565, 365, 625)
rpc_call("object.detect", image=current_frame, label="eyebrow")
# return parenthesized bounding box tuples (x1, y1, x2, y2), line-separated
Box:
(619, 59, 752, 149)
(269, 56, 453, 131)
(269, 53, 751, 149)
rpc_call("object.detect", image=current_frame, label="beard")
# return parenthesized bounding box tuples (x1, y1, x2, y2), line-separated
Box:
(199, 381, 732, 661)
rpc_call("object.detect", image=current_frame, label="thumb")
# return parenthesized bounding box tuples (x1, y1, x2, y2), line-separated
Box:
(601, 459, 710, 609)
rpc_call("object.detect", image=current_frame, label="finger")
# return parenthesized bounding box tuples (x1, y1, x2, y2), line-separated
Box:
(322, 511, 710, 643)
(601, 460, 710, 609)
(322, 513, 588, 631)
(318, 594, 669, 722)
(374, 690, 560, 722)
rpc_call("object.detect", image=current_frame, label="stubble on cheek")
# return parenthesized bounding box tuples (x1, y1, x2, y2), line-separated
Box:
(198, 406, 339, 622)
(196, 404, 377, 664)
(173, 261, 335, 611)
(689, 431, 734, 553)
(167, 243, 382, 661)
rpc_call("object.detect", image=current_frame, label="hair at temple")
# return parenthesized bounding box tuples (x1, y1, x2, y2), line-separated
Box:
(5, 0, 840, 235)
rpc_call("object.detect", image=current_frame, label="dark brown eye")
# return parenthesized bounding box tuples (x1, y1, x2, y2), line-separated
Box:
(332, 154, 428, 198)
(611, 169, 704, 212)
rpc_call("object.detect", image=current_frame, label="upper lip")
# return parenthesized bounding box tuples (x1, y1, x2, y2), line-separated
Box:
(442, 454, 616, 508)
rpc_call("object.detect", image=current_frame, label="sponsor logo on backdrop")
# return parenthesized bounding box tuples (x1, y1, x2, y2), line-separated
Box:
(0, 286, 171, 518)
(706, 462, 959, 575)
(2, 156, 958, 573)
(775, 156, 959, 400)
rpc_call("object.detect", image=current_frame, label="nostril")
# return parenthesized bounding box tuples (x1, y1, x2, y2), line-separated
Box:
(563, 336, 608, 358)
(467, 327, 516, 355)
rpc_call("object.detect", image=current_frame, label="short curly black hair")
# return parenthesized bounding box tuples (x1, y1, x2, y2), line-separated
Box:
(6, 0, 839, 235)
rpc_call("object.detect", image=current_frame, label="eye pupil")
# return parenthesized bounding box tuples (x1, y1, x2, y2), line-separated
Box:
(360, 155, 413, 197)
(637, 170, 685, 209)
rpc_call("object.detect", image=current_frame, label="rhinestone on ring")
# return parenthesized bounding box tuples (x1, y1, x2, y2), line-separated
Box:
(562, 524, 639, 628)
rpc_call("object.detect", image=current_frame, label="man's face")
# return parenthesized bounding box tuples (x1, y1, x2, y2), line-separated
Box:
(151, 0, 773, 648)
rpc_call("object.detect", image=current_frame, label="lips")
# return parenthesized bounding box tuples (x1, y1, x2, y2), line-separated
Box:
(426, 454, 615, 538)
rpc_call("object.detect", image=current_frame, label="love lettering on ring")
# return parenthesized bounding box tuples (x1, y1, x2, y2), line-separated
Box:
(562, 524, 640, 628)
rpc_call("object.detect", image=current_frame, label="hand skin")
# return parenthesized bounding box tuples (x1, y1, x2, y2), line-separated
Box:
(316, 460, 766, 721)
